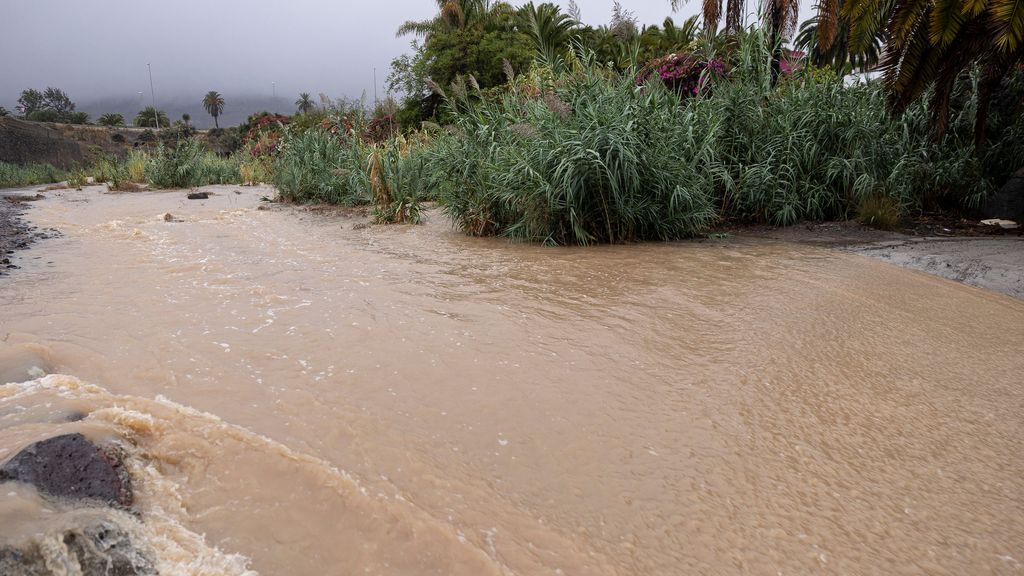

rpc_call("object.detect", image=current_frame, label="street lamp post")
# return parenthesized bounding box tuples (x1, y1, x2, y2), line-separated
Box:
(147, 63, 159, 130)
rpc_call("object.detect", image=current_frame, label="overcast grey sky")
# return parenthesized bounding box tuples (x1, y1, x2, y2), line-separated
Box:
(0, 0, 814, 108)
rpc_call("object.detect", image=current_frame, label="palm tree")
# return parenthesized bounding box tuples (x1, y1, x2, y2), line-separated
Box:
(182, 113, 191, 126)
(672, 0, 797, 83)
(202, 91, 225, 129)
(97, 113, 125, 127)
(671, 0, 746, 36)
(134, 107, 168, 128)
(794, 3, 883, 73)
(295, 92, 315, 114)
(518, 2, 578, 63)
(397, 0, 514, 37)
(764, 0, 800, 83)
(822, 0, 1023, 144)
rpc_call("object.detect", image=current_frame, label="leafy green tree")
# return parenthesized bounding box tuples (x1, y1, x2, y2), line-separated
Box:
(17, 87, 78, 120)
(17, 89, 45, 116)
(98, 113, 126, 127)
(182, 113, 191, 125)
(41, 87, 75, 116)
(135, 106, 169, 128)
(0, 107, 9, 117)
(203, 91, 225, 128)
(295, 92, 315, 114)
(390, 2, 533, 128)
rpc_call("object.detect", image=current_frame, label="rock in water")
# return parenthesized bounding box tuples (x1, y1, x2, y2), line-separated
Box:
(0, 433, 132, 507)
(187, 191, 209, 200)
(0, 520, 156, 576)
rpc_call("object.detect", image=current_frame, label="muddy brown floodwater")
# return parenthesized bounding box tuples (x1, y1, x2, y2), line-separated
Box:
(1, 185, 1022, 575)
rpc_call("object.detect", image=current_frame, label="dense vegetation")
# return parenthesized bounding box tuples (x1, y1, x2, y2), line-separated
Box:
(0, 162, 67, 189)
(421, 39, 1020, 243)
(3, 1, 1019, 241)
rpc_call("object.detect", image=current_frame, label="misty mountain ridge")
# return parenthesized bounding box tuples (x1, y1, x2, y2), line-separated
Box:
(77, 94, 299, 129)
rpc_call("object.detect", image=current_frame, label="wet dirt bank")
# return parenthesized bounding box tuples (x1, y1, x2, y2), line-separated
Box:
(0, 190, 57, 275)
(734, 221, 1024, 299)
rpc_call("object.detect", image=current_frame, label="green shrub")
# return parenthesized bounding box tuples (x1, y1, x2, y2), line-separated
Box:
(0, 162, 68, 188)
(67, 170, 88, 189)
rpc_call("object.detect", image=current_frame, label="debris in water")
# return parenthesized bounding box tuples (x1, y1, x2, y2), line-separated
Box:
(0, 519, 156, 576)
(187, 191, 209, 200)
(980, 219, 1020, 229)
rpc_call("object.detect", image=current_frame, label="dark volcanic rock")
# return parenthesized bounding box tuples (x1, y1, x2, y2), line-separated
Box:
(187, 191, 209, 200)
(0, 433, 132, 507)
(0, 520, 156, 576)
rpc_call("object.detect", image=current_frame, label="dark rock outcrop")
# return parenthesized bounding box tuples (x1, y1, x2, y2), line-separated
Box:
(0, 433, 132, 507)
(982, 168, 1024, 223)
(0, 117, 140, 168)
(0, 520, 156, 576)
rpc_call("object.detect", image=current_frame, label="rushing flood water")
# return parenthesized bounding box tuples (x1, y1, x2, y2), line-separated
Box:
(1, 185, 1022, 575)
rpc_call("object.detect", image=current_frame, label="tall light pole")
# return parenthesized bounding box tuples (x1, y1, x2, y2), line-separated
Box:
(272, 82, 276, 100)
(147, 63, 159, 130)
(373, 68, 378, 108)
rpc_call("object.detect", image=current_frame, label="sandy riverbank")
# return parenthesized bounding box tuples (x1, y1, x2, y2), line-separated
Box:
(731, 220, 1024, 299)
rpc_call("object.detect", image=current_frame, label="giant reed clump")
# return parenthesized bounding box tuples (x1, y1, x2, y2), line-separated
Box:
(426, 36, 1007, 241)
(272, 128, 370, 205)
(370, 135, 433, 224)
(428, 67, 718, 245)
(145, 138, 240, 189)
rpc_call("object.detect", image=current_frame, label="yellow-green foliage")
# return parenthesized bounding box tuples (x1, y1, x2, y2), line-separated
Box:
(67, 170, 88, 190)
(125, 150, 148, 183)
(239, 157, 272, 185)
(856, 195, 901, 230)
